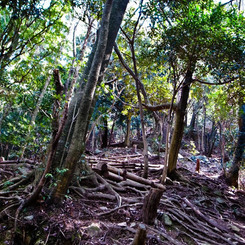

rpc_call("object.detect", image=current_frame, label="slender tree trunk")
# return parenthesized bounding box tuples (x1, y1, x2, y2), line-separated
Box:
(114, 43, 149, 178)
(205, 122, 217, 157)
(109, 118, 116, 145)
(226, 104, 245, 187)
(188, 102, 200, 141)
(167, 70, 193, 176)
(219, 122, 227, 174)
(101, 117, 108, 148)
(0, 102, 11, 136)
(51, 0, 114, 202)
(125, 115, 131, 147)
(91, 126, 96, 152)
(161, 91, 176, 184)
(157, 119, 163, 159)
(136, 80, 149, 178)
(201, 105, 206, 153)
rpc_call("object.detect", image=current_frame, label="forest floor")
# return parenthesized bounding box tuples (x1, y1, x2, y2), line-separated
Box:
(1, 147, 245, 245)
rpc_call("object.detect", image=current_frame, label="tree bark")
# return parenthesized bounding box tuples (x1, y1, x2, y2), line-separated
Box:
(125, 115, 131, 147)
(101, 117, 108, 148)
(51, 0, 129, 169)
(132, 224, 147, 245)
(201, 104, 206, 153)
(204, 122, 217, 157)
(167, 70, 193, 176)
(51, 20, 94, 171)
(188, 102, 201, 142)
(226, 104, 245, 187)
(51, 0, 114, 202)
(142, 188, 164, 225)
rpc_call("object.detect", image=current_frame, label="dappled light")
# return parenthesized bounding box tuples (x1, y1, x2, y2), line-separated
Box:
(0, 0, 245, 244)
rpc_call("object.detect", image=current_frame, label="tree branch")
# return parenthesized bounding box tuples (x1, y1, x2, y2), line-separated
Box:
(193, 77, 237, 85)
(142, 103, 177, 111)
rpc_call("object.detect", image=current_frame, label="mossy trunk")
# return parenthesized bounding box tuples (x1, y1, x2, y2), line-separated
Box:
(167, 70, 193, 176)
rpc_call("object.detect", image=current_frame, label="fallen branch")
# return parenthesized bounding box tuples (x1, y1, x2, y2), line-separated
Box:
(94, 163, 165, 190)
(0, 171, 34, 189)
(95, 173, 122, 207)
(0, 159, 36, 164)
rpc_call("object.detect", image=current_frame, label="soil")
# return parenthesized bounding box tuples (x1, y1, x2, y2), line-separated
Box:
(1, 147, 245, 245)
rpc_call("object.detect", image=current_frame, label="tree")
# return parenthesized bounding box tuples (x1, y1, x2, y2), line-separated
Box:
(0, 0, 70, 158)
(226, 103, 245, 187)
(51, 0, 130, 171)
(0, 0, 69, 72)
(114, 0, 151, 178)
(52, 0, 129, 202)
(145, 0, 245, 178)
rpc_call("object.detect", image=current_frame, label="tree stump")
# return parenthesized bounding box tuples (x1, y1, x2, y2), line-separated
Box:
(132, 223, 146, 245)
(95, 162, 109, 178)
(142, 188, 164, 225)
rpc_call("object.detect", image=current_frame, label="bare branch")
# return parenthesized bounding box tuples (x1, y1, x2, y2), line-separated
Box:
(143, 103, 177, 111)
(194, 77, 237, 85)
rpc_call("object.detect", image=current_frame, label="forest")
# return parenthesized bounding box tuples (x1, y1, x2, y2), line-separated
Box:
(0, 0, 245, 244)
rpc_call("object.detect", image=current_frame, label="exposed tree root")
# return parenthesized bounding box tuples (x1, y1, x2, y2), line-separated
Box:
(98, 203, 143, 217)
(1, 152, 245, 244)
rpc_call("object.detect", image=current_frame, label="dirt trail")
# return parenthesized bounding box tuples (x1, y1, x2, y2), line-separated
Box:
(1, 147, 245, 244)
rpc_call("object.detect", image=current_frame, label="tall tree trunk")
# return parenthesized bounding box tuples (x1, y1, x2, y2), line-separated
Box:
(219, 121, 227, 174)
(101, 117, 108, 148)
(226, 104, 245, 187)
(50, 20, 94, 171)
(205, 122, 217, 157)
(188, 102, 200, 141)
(51, 0, 114, 202)
(136, 78, 149, 179)
(201, 104, 206, 153)
(114, 43, 149, 178)
(109, 117, 116, 145)
(124, 115, 131, 147)
(51, 0, 129, 169)
(0, 102, 11, 137)
(167, 70, 193, 176)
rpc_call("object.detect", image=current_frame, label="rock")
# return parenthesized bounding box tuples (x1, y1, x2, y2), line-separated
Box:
(163, 214, 172, 226)
(24, 215, 34, 221)
(117, 222, 127, 227)
(99, 206, 107, 211)
(86, 222, 101, 236)
(130, 222, 137, 228)
(228, 224, 240, 232)
(178, 154, 184, 159)
(216, 197, 225, 204)
(94, 149, 102, 155)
